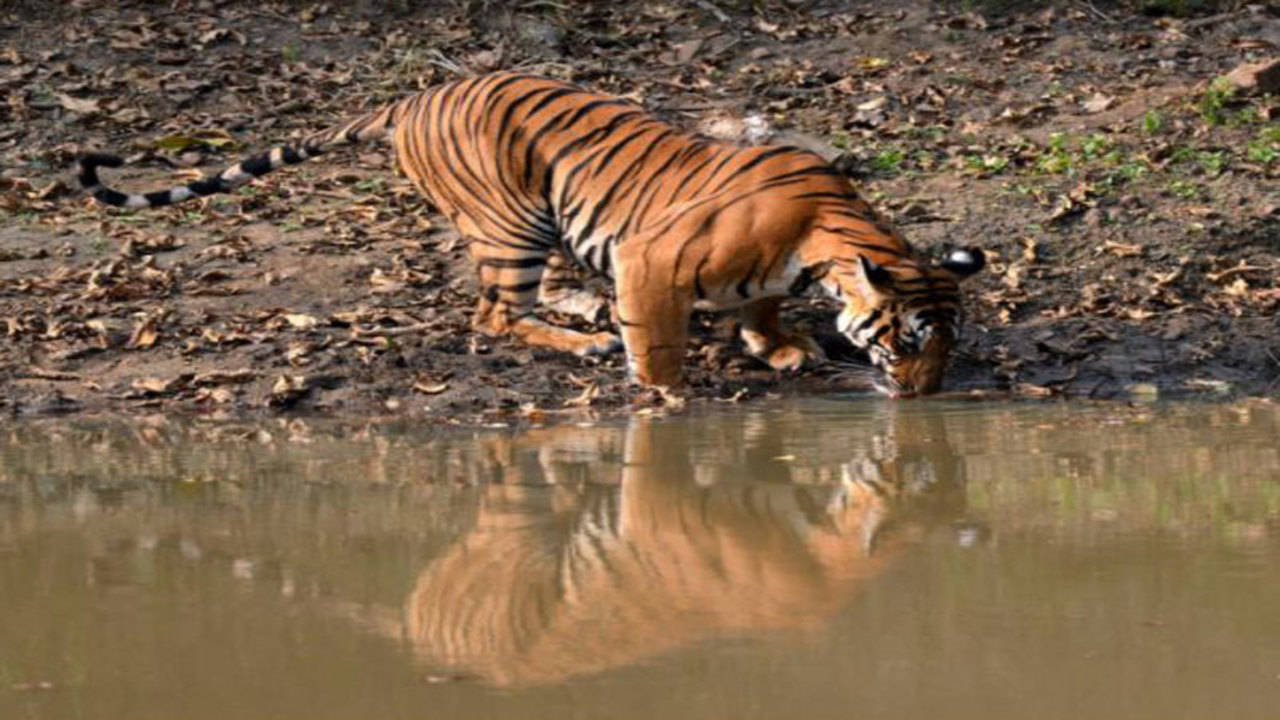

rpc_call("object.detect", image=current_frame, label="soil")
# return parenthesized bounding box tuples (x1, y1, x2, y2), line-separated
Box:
(2, 0, 1278, 423)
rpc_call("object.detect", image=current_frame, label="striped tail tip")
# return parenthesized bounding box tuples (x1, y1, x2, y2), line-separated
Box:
(78, 153, 124, 189)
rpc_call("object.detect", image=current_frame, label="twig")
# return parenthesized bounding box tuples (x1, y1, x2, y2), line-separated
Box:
(1206, 264, 1271, 283)
(1077, 0, 1116, 24)
(351, 323, 436, 338)
(761, 85, 829, 98)
(695, 0, 731, 23)
(1184, 10, 1244, 30)
(18, 367, 81, 381)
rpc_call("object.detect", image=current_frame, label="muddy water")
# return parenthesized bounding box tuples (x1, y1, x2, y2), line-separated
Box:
(2, 400, 1279, 720)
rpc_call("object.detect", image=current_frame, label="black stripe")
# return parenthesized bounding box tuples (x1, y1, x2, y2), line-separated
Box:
(495, 280, 542, 294)
(239, 154, 272, 177)
(188, 177, 225, 196)
(705, 145, 795, 195)
(573, 128, 674, 246)
(476, 256, 548, 269)
(790, 191, 859, 201)
(842, 240, 908, 257)
(736, 255, 761, 298)
(621, 141, 699, 236)
(788, 263, 827, 296)
(855, 309, 882, 333)
(598, 236, 615, 279)
(95, 188, 130, 206)
(143, 190, 174, 206)
(664, 149, 721, 205)
(554, 111, 646, 209)
(521, 103, 582, 187)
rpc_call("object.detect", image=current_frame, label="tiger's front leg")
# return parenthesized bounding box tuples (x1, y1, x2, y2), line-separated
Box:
(471, 248, 621, 357)
(738, 297, 826, 372)
(614, 244, 692, 389)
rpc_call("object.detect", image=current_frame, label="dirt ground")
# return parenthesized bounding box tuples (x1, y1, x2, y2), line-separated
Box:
(1, 0, 1278, 422)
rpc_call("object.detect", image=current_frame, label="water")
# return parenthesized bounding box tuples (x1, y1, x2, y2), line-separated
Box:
(2, 400, 1279, 719)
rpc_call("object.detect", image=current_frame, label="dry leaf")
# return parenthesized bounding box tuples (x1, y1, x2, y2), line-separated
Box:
(284, 313, 320, 330)
(1081, 92, 1114, 114)
(126, 317, 159, 349)
(55, 93, 99, 114)
(413, 379, 449, 394)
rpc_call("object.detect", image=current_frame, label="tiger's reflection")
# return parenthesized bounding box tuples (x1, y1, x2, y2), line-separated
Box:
(392, 408, 966, 687)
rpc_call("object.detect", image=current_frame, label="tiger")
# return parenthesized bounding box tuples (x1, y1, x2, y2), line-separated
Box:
(372, 410, 966, 687)
(78, 71, 985, 397)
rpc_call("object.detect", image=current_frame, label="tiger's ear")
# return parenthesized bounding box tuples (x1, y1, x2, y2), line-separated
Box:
(940, 246, 985, 278)
(859, 255, 894, 293)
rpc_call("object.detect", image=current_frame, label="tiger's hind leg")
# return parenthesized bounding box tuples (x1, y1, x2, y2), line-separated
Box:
(471, 245, 621, 357)
(738, 297, 826, 372)
(537, 252, 611, 324)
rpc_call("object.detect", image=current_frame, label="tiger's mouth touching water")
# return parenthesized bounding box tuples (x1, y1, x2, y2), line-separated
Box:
(828, 247, 985, 397)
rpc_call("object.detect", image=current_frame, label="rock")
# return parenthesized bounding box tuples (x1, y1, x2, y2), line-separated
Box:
(1224, 57, 1280, 95)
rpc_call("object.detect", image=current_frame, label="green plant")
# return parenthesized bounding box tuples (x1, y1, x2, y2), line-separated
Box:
(1142, 110, 1165, 135)
(1247, 141, 1278, 165)
(1114, 161, 1149, 182)
(870, 147, 906, 175)
(354, 178, 388, 193)
(1038, 133, 1073, 175)
(1081, 133, 1109, 160)
(1168, 145, 1196, 165)
(1168, 179, 1201, 199)
(1197, 76, 1236, 126)
(965, 154, 1009, 176)
(1197, 150, 1228, 176)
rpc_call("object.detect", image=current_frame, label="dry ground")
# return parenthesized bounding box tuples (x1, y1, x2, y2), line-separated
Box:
(1, 0, 1278, 422)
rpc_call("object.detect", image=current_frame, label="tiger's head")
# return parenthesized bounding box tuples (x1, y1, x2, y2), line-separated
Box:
(829, 247, 985, 397)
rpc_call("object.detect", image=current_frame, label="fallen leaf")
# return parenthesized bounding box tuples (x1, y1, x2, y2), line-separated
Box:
(126, 317, 159, 349)
(1081, 92, 1114, 114)
(413, 379, 448, 394)
(131, 376, 186, 395)
(283, 313, 320, 330)
(55, 93, 99, 114)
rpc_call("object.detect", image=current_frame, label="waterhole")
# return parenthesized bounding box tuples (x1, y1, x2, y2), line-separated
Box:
(2, 399, 1278, 719)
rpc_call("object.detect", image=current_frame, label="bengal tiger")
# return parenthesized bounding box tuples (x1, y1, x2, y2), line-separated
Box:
(78, 71, 984, 396)
(338, 410, 966, 687)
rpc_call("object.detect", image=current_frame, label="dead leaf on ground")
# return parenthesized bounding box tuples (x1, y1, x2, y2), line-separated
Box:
(131, 376, 188, 395)
(126, 317, 159, 349)
(412, 378, 449, 394)
(283, 313, 320, 330)
(55, 93, 99, 114)
(193, 369, 257, 385)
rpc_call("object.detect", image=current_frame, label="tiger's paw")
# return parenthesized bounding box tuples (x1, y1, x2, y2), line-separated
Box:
(763, 334, 826, 373)
(574, 331, 622, 357)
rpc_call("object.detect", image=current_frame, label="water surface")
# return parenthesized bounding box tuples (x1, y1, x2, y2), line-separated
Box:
(2, 400, 1279, 719)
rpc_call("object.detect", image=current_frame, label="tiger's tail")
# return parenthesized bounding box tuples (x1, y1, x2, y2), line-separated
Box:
(77, 97, 411, 209)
